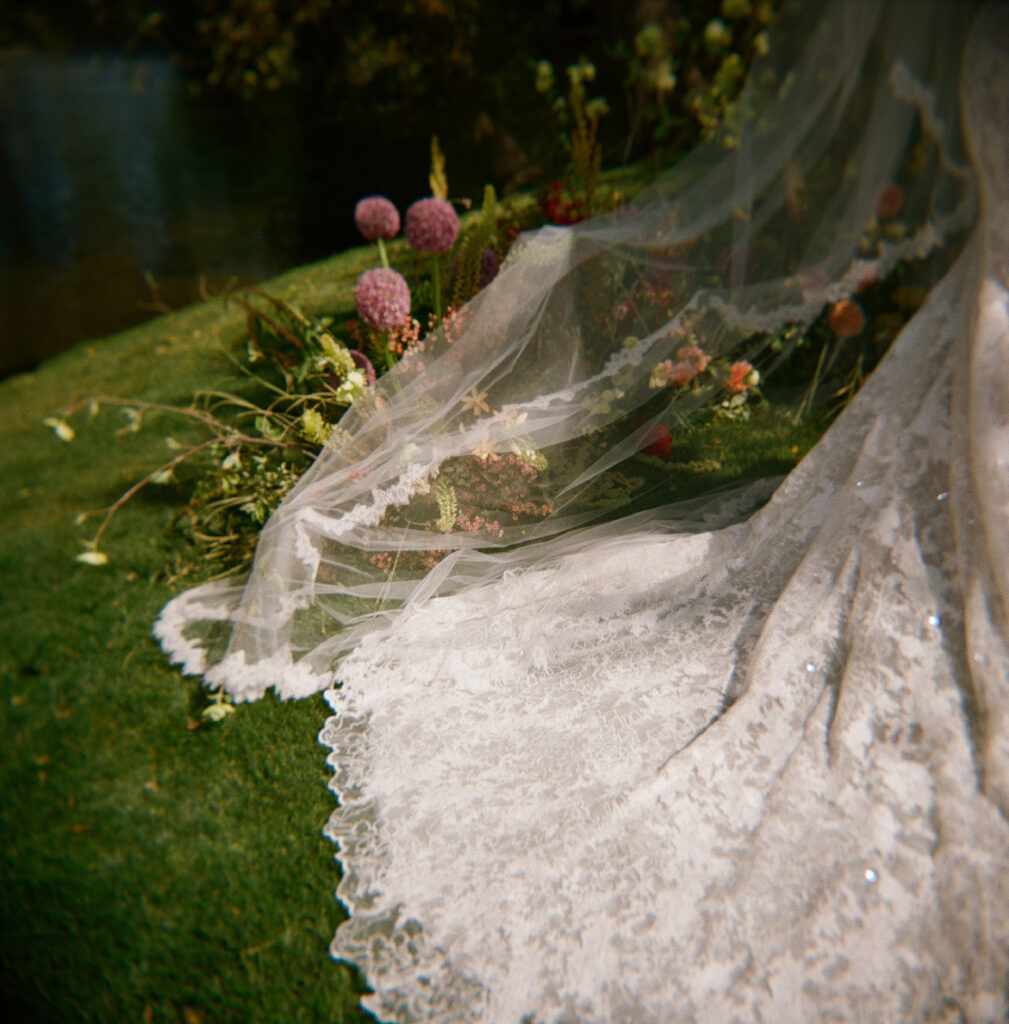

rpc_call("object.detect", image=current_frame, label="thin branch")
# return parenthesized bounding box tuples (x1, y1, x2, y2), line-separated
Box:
(138, 271, 173, 314)
(65, 395, 230, 435)
(89, 439, 216, 550)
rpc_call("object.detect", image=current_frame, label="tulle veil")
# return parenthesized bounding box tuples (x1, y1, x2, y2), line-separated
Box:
(156, 0, 980, 701)
(156, 1, 1009, 1020)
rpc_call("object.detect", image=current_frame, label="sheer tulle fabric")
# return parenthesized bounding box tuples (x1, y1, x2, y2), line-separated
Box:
(157, 1, 1009, 1021)
(155, 0, 979, 700)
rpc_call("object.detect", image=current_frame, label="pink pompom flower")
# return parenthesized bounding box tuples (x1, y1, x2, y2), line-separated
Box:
(354, 196, 400, 242)
(405, 198, 460, 253)
(354, 268, 411, 331)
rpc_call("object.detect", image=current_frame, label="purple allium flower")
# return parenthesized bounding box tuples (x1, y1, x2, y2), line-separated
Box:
(479, 247, 500, 288)
(354, 196, 400, 242)
(405, 198, 460, 253)
(354, 268, 411, 331)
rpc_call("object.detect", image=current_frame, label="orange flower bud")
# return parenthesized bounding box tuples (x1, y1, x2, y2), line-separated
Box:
(828, 299, 866, 338)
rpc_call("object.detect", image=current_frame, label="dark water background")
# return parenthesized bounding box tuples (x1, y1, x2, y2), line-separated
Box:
(0, 49, 493, 380)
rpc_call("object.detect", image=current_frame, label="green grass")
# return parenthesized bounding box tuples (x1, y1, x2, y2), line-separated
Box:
(0, 249, 378, 1023)
(0, 237, 825, 1023)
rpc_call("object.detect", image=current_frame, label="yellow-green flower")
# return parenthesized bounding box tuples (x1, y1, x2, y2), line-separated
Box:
(704, 18, 732, 50)
(635, 23, 666, 58)
(534, 60, 555, 93)
(721, 0, 752, 20)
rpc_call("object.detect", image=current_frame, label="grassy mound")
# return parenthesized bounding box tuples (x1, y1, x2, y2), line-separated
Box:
(0, 250, 377, 1024)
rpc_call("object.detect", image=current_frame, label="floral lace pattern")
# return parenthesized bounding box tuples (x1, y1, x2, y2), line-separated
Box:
(318, 8, 1009, 1022)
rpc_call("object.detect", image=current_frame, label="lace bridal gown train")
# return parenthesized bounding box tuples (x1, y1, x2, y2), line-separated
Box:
(156, 2, 1009, 1021)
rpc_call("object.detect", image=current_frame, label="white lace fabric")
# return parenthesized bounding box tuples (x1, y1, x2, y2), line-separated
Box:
(318, 8, 1009, 1023)
(321, 259, 1009, 1022)
(156, 2, 1009, 1021)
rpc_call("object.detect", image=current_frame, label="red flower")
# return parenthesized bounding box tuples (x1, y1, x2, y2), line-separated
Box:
(828, 299, 866, 338)
(643, 424, 674, 458)
(541, 181, 583, 225)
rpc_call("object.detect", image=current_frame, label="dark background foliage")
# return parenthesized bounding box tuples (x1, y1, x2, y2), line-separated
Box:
(1, 0, 755, 166)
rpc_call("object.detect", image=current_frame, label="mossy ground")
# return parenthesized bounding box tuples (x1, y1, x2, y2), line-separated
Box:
(0, 250, 377, 1023)
(0, 239, 823, 1023)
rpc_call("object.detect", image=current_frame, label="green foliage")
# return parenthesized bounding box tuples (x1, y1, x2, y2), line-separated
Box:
(530, 3, 777, 222)
(59, 287, 375, 577)
(58, 147, 521, 581)
(533, 56, 614, 220)
(451, 185, 499, 308)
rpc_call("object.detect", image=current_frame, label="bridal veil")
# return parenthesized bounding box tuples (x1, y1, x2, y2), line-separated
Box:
(156, 1, 1009, 1020)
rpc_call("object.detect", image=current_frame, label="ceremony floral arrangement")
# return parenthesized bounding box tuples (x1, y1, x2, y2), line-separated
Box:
(54, 170, 931, 589)
(51, 30, 938, 645)
(53, 141, 508, 576)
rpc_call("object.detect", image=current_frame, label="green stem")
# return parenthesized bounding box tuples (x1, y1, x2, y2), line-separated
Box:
(377, 237, 390, 270)
(794, 341, 830, 423)
(432, 256, 443, 322)
(382, 331, 396, 373)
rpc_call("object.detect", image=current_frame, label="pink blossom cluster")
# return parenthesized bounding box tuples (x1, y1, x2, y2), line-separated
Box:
(405, 198, 460, 253)
(447, 451, 552, 538)
(659, 345, 710, 387)
(353, 268, 411, 330)
(366, 549, 450, 574)
(437, 306, 473, 345)
(387, 317, 423, 357)
(354, 195, 400, 241)
(454, 512, 503, 536)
